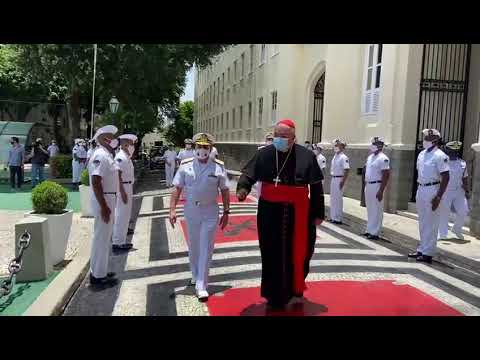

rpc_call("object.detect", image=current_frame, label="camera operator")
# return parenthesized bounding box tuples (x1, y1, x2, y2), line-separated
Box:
(29, 138, 49, 187)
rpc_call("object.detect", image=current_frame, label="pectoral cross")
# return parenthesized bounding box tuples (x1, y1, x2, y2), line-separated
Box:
(274, 176, 281, 187)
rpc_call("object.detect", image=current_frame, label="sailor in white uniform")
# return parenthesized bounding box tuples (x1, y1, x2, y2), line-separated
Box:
(438, 140, 470, 241)
(163, 144, 177, 187)
(177, 138, 195, 164)
(88, 125, 120, 289)
(408, 128, 450, 264)
(362, 137, 391, 240)
(112, 134, 137, 251)
(314, 143, 327, 177)
(329, 139, 350, 224)
(254, 133, 274, 199)
(169, 132, 230, 302)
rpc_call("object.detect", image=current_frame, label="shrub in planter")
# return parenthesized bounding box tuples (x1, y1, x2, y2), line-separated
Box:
(29, 180, 72, 265)
(50, 155, 73, 179)
(32, 181, 68, 214)
(80, 169, 90, 186)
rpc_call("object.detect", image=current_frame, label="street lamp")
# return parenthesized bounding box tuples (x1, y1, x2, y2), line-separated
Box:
(109, 96, 120, 114)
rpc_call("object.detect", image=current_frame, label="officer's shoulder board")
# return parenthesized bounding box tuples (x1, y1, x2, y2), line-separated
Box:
(181, 157, 194, 165)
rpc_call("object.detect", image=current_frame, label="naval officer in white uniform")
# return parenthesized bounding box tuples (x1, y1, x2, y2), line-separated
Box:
(408, 128, 450, 264)
(112, 134, 137, 251)
(438, 140, 470, 241)
(329, 139, 350, 224)
(362, 137, 391, 240)
(177, 138, 195, 164)
(162, 144, 177, 187)
(169, 133, 230, 302)
(88, 125, 120, 288)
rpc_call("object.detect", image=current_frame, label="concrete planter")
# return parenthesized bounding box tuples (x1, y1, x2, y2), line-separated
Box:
(25, 209, 73, 266)
(79, 185, 93, 218)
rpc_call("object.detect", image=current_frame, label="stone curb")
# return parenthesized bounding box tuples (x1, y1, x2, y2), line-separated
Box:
(327, 205, 480, 275)
(23, 235, 91, 316)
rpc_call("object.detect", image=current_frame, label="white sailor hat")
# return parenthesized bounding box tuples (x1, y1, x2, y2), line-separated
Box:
(118, 134, 138, 143)
(422, 128, 441, 137)
(316, 143, 323, 150)
(184, 138, 193, 144)
(93, 125, 118, 141)
(333, 138, 347, 146)
(371, 136, 385, 144)
(265, 132, 274, 140)
(193, 132, 215, 146)
(74, 138, 81, 144)
(445, 140, 462, 151)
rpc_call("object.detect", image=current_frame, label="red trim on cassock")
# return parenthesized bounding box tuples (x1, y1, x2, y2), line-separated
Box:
(261, 182, 309, 294)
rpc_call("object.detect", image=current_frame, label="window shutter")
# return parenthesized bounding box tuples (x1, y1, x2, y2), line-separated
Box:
(372, 88, 380, 113)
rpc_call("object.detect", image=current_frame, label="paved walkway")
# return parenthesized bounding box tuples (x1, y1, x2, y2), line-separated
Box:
(63, 172, 480, 316)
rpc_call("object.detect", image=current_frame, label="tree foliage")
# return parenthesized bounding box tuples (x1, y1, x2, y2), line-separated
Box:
(164, 101, 194, 146)
(1, 44, 229, 140)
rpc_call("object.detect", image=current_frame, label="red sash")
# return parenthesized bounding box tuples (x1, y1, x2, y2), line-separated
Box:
(261, 182, 310, 294)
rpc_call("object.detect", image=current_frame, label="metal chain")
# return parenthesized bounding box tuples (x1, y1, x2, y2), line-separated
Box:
(0, 231, 31, 299)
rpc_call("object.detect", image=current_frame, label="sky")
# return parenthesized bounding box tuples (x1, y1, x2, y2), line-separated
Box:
(181, 67, 195, 102)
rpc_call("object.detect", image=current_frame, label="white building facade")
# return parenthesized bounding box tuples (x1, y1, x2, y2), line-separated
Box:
(194, 44, 480, 237)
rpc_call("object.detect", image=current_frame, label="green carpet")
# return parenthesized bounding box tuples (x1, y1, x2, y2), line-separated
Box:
(0, 184, 80, 212)
(0, 271, 60, 316)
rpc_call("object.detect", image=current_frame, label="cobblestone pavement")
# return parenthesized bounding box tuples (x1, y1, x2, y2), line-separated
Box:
(63, 171, 480, 316)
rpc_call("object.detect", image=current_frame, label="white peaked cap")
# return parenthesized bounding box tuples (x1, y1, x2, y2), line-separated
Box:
(370, 136, 385, 144)
(119, 134, 138, 143)
(93, 125, 118, 140)
(422, 128, 441, 137)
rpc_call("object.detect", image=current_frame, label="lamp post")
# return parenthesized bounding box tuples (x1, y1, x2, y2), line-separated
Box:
(109, 96, 120, 115)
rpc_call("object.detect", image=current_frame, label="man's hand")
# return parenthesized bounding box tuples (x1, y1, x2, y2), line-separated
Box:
(314, 218, 323, 226)
(376, 191, 383, 202)
(219, 213, 229, 230)
(237, 188, 248, 202)
(101, 205, 111, 224)
(339, 181, 345, 190)
(121, 190, 128, 205)
(431, 195, 441, 211)
(169, 210, 177, 228)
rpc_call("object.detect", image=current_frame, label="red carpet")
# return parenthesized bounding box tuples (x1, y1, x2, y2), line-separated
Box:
(207, 280, 463, 316)
(178, 194, 255, 205)
(181, 215, 258, 244)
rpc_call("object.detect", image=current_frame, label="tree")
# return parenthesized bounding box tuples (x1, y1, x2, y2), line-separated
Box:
(12, 44, 229, 140)
(164, 101, 194, 146)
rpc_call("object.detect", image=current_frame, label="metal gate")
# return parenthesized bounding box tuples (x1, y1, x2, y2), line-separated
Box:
(411, 44, 471, 201)
(312, 73, 325, 144)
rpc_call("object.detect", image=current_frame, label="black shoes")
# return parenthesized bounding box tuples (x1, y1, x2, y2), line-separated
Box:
(408, 251, 422, 258)
(89, 274, 119, 289)
(362, 232, 371, 237)
(416, 255, 433, 264)
(367, 234, 380, 240)
(328, 219, 343, 225)
(112, 243, 133, 252)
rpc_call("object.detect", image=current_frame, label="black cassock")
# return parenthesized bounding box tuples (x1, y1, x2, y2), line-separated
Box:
(237, 144, 325, 306)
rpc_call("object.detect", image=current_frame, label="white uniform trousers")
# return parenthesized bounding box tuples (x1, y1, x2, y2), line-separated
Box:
(184, 203, 219, 291)
(165, 164, 175, 186)
(72, 160, 85, 183)
(416, 185, 442, 256)
(112, 183, 133, 245)
(438, 190, 468, 239)
(330, 177, 344, 222)
(90, 194, 116, 278)
(365, 182, 384, 236)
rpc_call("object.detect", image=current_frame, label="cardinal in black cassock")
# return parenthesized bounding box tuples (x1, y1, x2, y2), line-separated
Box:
(236, 119, 325, 309)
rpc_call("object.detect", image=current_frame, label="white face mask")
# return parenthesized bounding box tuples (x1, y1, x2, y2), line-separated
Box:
(369, 144, 378, 153)
(334, 146, 341, 153)
(127, 145, 135, 157)
(423, 140, 433, 150)
(195, 148, 210, 160)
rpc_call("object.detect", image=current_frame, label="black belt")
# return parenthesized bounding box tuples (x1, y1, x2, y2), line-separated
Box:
(418, 182, 440, 187)
(104, 192, 117, 195)
(122, 181, 132, 184)
(367, 180, 382, 184)
(332, 175, 343, 178)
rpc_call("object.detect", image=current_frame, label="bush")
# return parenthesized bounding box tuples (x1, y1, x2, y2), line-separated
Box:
(50, 155, 73, 179)
(80, 169, 90, 186)
(31, 181, 68, 214)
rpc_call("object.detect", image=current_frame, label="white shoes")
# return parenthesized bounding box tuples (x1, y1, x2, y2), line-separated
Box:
(453, 229, 464, 240)
(197, 289, 209, 301)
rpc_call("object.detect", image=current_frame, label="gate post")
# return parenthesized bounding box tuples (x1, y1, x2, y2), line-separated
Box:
(469, 143, 480, 238)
